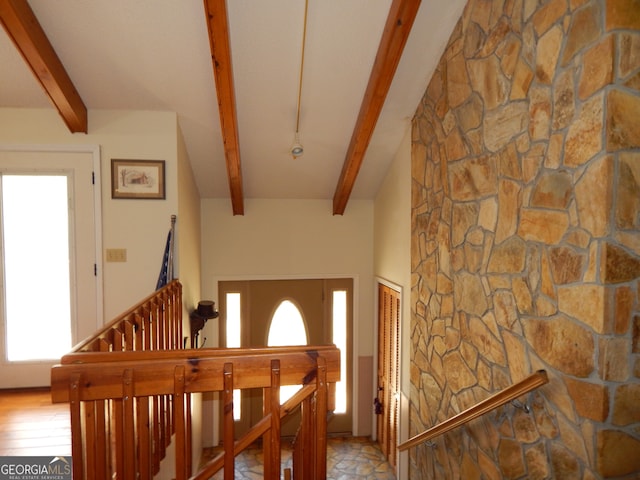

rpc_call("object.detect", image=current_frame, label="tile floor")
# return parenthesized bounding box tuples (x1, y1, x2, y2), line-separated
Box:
(201, 436, 396, 479)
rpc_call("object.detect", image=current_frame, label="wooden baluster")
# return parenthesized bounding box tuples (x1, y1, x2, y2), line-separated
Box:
(95, 339, 109, 477)
(124, 319, 135, 351)
(315, 357, 328, 480)
(84, 401, 96, 479)
(166, 394, 174, 444)
(143, 307, 152, 352)
(310, 395, 318, 480)
(174, 365, 187, 480)
(186, 393, 192, 477)
(269, 360, 281, 480)
(69, 373, 84, 480)
(297, 395, 312, 480)
(292, 428, 302, 480)
(105, 328, 116, 352)
(159, 395, 167, 459)
(134, 311, 143, 350)
(123, 369, 136, 478)
(176, 283, 183, 349)
(170, 291, 177, 349)
(113, 329, 124, 479)
(137, 396, 152, 480)
(223, 363, 234, 480)
(151, 299, 159, 351)
(164, 292, 172, 349)
(159, 293, 167, 351)
(153, 395, 161, 475)
(263, 386, 272, 480)
(88, 338, 99, 352)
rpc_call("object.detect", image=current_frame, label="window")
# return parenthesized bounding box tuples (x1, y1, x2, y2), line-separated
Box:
(332, 290, 347, 414)
(267, 300, 307, 403)
(2, 175, 72, 361)
(225, 292, 241, 420)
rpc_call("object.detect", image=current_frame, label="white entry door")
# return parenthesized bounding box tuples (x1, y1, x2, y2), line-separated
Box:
(0, 149, 101, 388)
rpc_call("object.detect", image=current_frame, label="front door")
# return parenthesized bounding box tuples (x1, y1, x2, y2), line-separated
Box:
(0, 149, 100, 388)
(219, 278, 352, 438)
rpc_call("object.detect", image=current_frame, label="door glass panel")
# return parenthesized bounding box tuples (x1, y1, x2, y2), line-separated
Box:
(267, 300, 307, 403)
(2, 175, 72, 361)
(332, 290, 347, 414)
(225, 292, 242, 420)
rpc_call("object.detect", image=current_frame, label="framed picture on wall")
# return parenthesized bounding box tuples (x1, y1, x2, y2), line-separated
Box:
(111, 159, 165, 199)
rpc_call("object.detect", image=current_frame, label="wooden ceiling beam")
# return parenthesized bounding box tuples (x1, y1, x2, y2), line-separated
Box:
(203, 0, 244, 215)
(332, 0, 420, 215)
(0, 0, 87, 133)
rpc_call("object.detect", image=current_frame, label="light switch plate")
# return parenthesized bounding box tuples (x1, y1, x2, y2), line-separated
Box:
(106, 248, 127, 262)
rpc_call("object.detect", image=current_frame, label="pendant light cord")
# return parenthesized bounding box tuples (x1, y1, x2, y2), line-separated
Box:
(295, 0, 309, 134)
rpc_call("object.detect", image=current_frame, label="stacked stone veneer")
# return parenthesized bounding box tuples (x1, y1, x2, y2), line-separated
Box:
(410, 0, 640, 477)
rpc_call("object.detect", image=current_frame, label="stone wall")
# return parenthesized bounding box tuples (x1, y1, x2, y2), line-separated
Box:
(409, 0, 640, 477)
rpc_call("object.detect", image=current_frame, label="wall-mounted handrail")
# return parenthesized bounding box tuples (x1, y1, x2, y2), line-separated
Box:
(398, 370, 548, 452)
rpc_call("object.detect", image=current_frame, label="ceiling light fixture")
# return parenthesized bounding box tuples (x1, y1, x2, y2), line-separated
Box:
(291, 0, 309, 159)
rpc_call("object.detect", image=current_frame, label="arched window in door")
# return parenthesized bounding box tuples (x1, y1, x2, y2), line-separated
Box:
(267, 300, 307, 402)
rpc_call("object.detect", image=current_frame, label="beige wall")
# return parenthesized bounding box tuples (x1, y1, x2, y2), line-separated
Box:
(374, 126, 412, 391)
(200, 197, 374, 435)
(176, 125, 203, 469)
(0, 107, 196, 323)
(176, 124, 202, 319)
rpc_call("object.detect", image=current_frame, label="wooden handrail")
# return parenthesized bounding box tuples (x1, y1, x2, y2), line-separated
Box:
(51, 346, 340, 402)
(65, 279, 182, 355)
(398, 370, 548, 452)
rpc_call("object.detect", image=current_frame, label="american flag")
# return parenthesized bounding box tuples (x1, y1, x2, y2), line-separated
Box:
(156, 216, 176, 289)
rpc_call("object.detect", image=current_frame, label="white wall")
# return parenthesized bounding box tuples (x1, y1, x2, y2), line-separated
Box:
(0, 108, 180, 322)
(200, 198, 374, 436)
(373, 126, 412, 478)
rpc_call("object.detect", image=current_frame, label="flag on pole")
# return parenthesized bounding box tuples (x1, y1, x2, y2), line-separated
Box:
(156, 215, 176, 290)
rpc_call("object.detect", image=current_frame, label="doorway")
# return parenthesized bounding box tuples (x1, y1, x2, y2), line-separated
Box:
(0, 149, 101, 387)
(376, 282, 400, 468)
(218, 278, 353, 438)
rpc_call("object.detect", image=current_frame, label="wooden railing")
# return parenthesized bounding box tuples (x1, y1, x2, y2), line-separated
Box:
(51, 281, 339, 479)
(398, 370, 548, 452)
(52, 345, 339, 479)
(51, 280, 183, 479)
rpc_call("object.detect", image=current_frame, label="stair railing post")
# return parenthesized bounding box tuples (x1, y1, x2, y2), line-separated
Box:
(269, 360, 281, 480)
(69, 373, 84, 480)
(223, 363, 235, 480)
(173, 365, 187, 480)
(315, 356, 328, 480)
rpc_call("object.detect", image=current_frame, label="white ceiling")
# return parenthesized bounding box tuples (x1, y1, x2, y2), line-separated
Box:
(0, 0, 466, 203)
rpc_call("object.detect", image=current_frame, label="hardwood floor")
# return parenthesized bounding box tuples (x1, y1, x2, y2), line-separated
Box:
(0, 388, 71, 456)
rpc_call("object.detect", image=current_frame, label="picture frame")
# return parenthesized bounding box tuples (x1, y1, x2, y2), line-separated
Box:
(111, 159, 165, 199)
